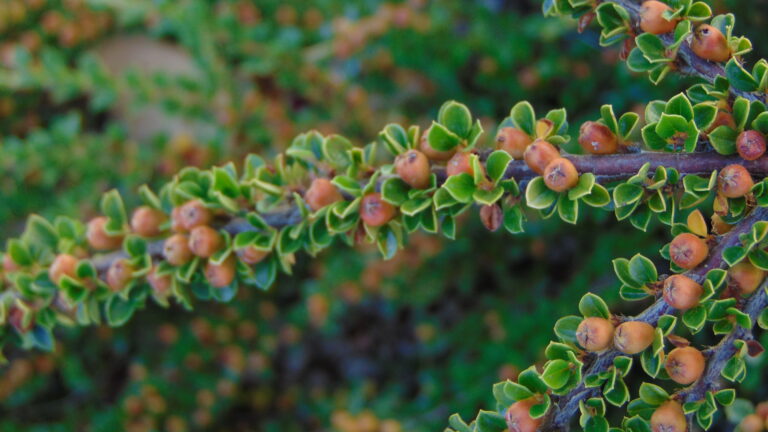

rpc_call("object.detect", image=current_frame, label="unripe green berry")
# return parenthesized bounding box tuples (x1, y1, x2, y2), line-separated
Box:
(189, 226, 223, 258)
(305, 178, 343, 212)
(663, 274, 703, 310)
(130, 206, 167, 237)
(505, 398, 543, 432)
(163, 234, 193, 266)
(495, 127, 531, 159)
(651, 401, 686, 432)
(360, 193, 396, 227)
(576, 317, 614, 352)
(49, 253, 79, 285)
(236, 245, 270, 265)
(205, 256, 237, 288)
(578, 121, 618, 155)
(395, 149, 431, 189)
(178, 200, 213, 231)
(665, 346, 705, 385)
(718, 164, 754, 198)
(639, 1, 679, 35)
(86, 216, 123, 251)
(106, 259, 134, 292)
(729, 262, 766, 296)
(523, 139, 559, 175)
(543, 157, 579, 192)
(614, 321, 655, 355)
(737, 130, 766, 161)
(669, 233, 708, 269)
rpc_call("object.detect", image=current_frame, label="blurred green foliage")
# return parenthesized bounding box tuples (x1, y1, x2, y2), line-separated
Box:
(1, 0, 766, 430)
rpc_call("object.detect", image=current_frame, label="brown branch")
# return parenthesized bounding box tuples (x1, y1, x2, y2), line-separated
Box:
(543, 206, 768, 431)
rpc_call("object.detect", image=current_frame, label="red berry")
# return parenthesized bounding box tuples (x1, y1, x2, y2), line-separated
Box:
(736, 130, 766, 161)
(663, 274, 703, 310)
(495, 127, 531, 159)
(205, 256, 237, 288)
(669, 233, 708, 269)
(665, 346, 705, 384)
(163, 234, 193, 266)
(691, 24, 730, 62)
(305, 178, 343, 211)
(614, 321, 655, 355)
(178, 200, 213, 231)
(130, 206, 167, 237)
(236, 245, 270, 265)
(395, 149, 431, 189)
(523, 139, 560, 175)
(360, 193, 396, 227)
(651, 401, 686, 432)
(106, 259, 134, 292)
(718, 164, 754, 198)
(49, 254, 79, 285)
(576, 317, 615, 352)
(579, 121, 618, 154)
(189, 226, 223, 258)
(639, 1, 679, 35)
(543, 157, 579, 192)
(505, 398, 543, 432)
(86, 216, 123, 251)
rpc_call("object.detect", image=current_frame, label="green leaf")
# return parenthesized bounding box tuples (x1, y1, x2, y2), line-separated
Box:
(427, 121, 462, 151)
(665, 93, 694, 121)
(510, 101, 536, 136)
(438, 101, 473, 137)
(526, 177, 558, 210)
(726, 59, 759, 92)
(639, 383, 669, 405)
(475, 411, 507, 432)
(100, 189, 127, 234)
(443, 173, 476, 203)
(105, 295, 136, 327)
(628, 254, 657, 284)
(542, 359, 572, 390)
(613, 183, 644, 207)
(486, 150, 512, 184)
(554, 315, 581, 344)
(579, 293, 611, 319)
(381, 178, 410, 206)
(708, 125, 738, 155)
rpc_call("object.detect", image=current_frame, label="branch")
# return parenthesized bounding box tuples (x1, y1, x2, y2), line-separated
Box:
(543, 206, 768, 431)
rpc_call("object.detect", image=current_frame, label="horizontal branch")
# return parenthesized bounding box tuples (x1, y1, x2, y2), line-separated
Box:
(544, 206, 768, 431)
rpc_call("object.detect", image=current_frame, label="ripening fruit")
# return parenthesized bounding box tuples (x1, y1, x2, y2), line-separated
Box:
(419, 129, 455, 161)
(739, 414, 764, 432)
(737, 130, 766, 161)
(523, 139, 560, 175)
(579, 121, 618, 154)
(691, 24, 731, 62)
(360, 193, 396, 227)
(711, 214, 733, 234)
(718, 164, 754, 198)
(707, 111, 737, 133)
(305, 178, 343, 211)
(639, 1, 679, 35)
(178, 200, 213, 231)
(395, 149, 431, 189)
(505, 398, 542, 432)
(2, 254, 19, 273)
(49, 254, 78, 284)
(576, 317, 615, 352)
(543, 157, 579, 192)
(236, 245, 270, 265)
(446, 152, 475, 177)
(164, 234, 193, 266)
(106, 259, 134, 292)
(650, 401, 687, 432)
(496, 127, 531, 159)
(171, 207, 185, 233)
(147, 268, 172, 295)
(205, 256, 237, 288)
(665, 346, 705, 384)
(663, 274, 703, 310)
(755, 401, 768, 419)
(86, 216, 123, 251)
(614, 321, 655, 355)
(189, 226, 223, 258)
(729, 262, 766, 296)
(130, 206, 167, 237)
(669, 233, 708, 269)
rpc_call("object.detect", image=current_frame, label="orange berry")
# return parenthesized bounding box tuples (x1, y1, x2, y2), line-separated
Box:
(576, 317, 615, 352)
(419, 128, 456, 161)
(707, 111, 737, 133)
(360, 193, 396, 227)
(737, 130, 766, 161)
(740, 414, 764, 432)
(171, 207, 186, 233)
(691, 24, 730, 62)
(49, 254, 79, 284)
(523, 139, 560, 175)
(189, 226, 223, 258)
(505, 398, 543, 432)
(205, 256, 237, 288)
(711, 214, 733, 234)
(665, 346, 705, 384)
(718, 164, 754, 198)
(147, 268, 172, 296)
(236, 246, 270, 265)
(106, 259, 134, 292)
(669, 233, 708, 269)
(178, 200, 213, 231)
(163, 234, 193, 266)
(395, 149, 431, 189)
(755, 401, 768, 419)
(663, 274, 703, 310)
(446, 152, 475, 177)
(651, 401, 686, 432)
(729, 262, 766, 296)
(639, 1, 679, 35)
(543, 157, 579, 192)
(579, 121, 618, 154)
(131, 206, 167, 237)
(305, 178, 343, 211)
(86, 216, 123, 251)
(496, 127, 531, 159)
(614, 321, 655, 355)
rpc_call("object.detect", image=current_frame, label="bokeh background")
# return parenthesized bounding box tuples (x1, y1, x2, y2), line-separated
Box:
(1, 0, 767, 431)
